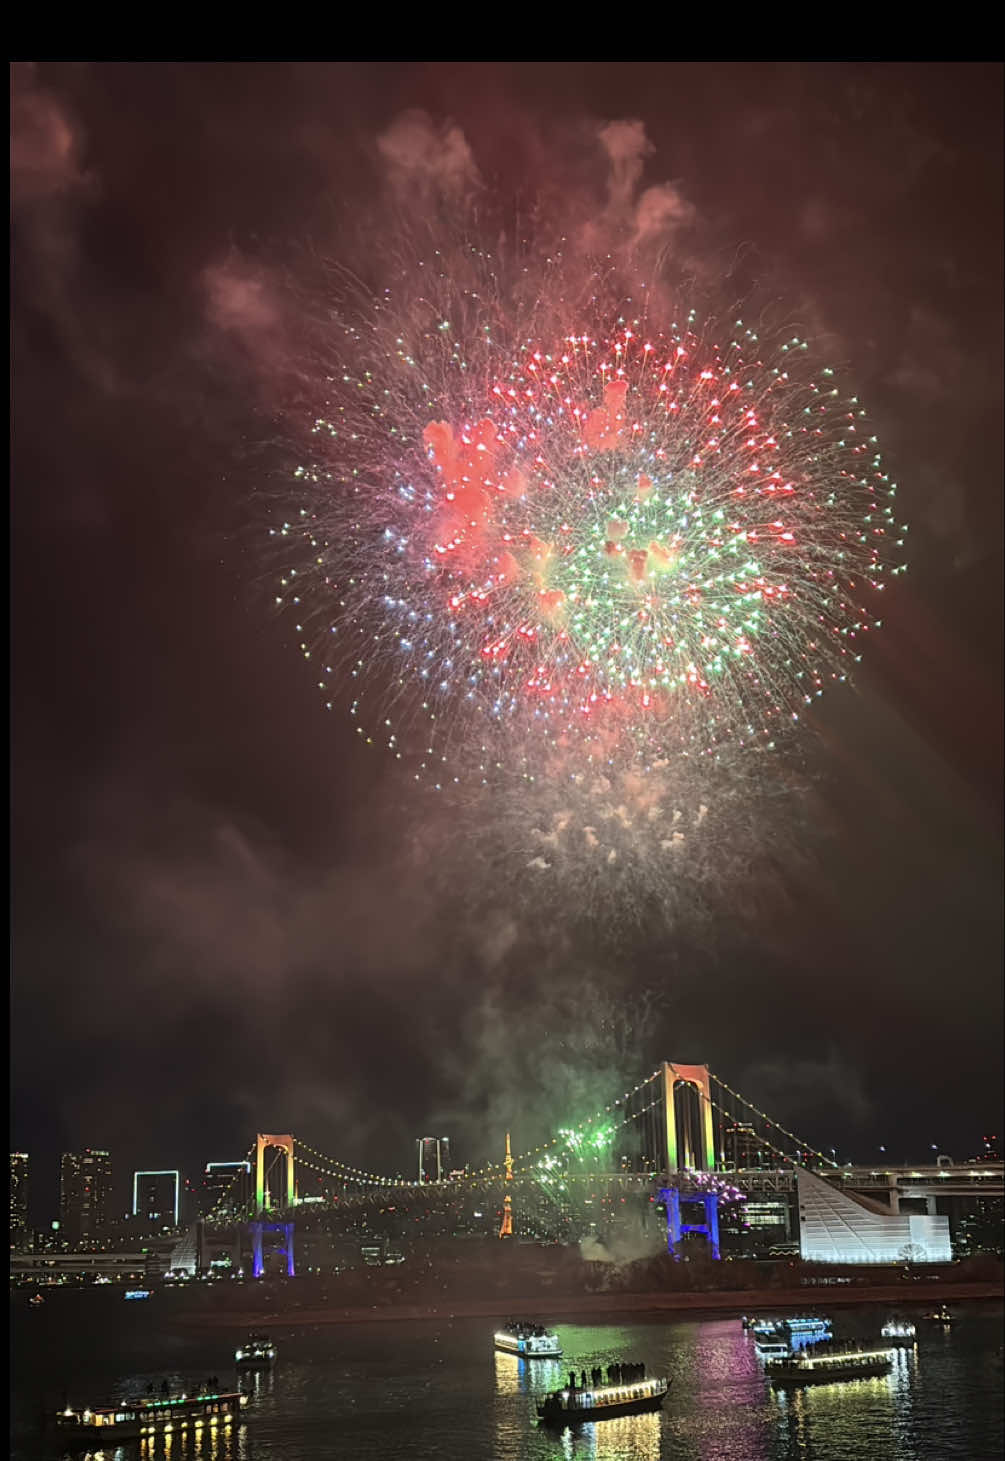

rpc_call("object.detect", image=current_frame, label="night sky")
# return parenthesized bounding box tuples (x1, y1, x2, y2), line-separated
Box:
(11, 63, 1003, 1224)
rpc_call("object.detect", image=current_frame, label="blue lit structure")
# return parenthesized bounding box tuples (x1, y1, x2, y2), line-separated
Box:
(248, 1221, 295, 1278)
(658, 1186, 721, 1260)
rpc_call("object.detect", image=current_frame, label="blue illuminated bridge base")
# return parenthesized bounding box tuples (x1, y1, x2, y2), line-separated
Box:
(658, 1188, 721, 1261)
(249, 1222, 295, 1279)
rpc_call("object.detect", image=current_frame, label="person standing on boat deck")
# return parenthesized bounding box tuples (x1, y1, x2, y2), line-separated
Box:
(581, 1369, 588, 1388)
(568, 1372, 577, 1390)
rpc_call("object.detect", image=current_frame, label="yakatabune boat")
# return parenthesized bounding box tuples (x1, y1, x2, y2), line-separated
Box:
(235, 1333, 277, 1368)
(51, 1388, 247, 1445)
(494, 1320, 562, 1358)
(765, 1346, 895, 1387)
(538, 1373, 669, 1423)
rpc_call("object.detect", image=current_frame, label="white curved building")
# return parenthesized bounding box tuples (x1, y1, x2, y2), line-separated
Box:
(797, 1168, 951, 1264)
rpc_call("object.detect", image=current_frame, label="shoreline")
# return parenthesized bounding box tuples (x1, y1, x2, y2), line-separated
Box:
(180, 1281, 1003, 1330)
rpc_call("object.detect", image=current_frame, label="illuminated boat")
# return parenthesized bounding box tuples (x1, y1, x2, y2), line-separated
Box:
(494, 1320, 562, 1358)
(538, 1373, 669, 1423)
(753, 1319, 830, 1356)
(124, 1288, 151, 1300)
(783, 1316, 832, 1334)
(755, 1339, 793, 1360)
(881, 1318, 917, 1342)
(747, 1315, 831, 1337)
(235, 1333, 277, 1368)
(51, 1388, 247, 1445)
(765, 1346, 895, 1386)
(922, 1305, 954, 1324)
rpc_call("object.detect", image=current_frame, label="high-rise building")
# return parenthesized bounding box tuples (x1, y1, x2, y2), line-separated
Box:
(132, 1170, 180, 1227)
(417, 1137, 450, 1183)
(723, 1123, 764, 1170)
(201, 1161, 251, 1216)
(10, 1153, 29, 1246)
(60, 1149, 112, 1244)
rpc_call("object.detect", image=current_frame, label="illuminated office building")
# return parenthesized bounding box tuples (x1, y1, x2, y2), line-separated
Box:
(10, 1153, 29, 1246)
(60, 1149, 112, 1244)
(202, 1161, 251, 1215)
(417, 1138, 450, 1183)
(133, 1170, 180, 1227)
(722, 1123, 764, 1169)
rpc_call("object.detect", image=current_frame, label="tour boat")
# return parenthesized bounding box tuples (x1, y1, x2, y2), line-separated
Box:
(538, 1374, 669, 1423)
(28, 1293, 45, 1307)
(784, 1316, 832, 1335)
(124, 1288, 151, 1301)
(765, 1346, 895, 1387)
(755, 1339, 793, 1360)
(51, 1388, 247, 1445)
(235, 1333, 277, 1368)
(881, 1318, 917, 1342)
(494, 1320, 562, 1358)
(922, 1305, 954, 1325)
(753, 1319, 830, 1356)
(747, 1315, 831, 1337)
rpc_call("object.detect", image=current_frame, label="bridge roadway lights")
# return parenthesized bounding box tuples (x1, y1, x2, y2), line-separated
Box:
(658, 1187, 721, 1261)
(249, 1221, 295, 1279)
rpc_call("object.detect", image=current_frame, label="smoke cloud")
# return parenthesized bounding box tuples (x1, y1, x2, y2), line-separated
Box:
(377, 108, 481, 200)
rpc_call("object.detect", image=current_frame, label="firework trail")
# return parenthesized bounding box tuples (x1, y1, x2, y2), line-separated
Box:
(276, 243, 905, 792)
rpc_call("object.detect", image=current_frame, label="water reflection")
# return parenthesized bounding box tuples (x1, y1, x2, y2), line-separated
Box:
(692, 1319, 770, 1461)
(136, 1420, 241, 1459)
(495, 1351, 565, 1397)
(555, 1411, 662, 1461)
(773, 1369, 901, 1456)
(238, 1367, 276, 1402)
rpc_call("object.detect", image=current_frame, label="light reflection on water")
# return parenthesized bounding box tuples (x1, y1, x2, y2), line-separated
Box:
(557, 1412, 662, 1461)
(71, 1425, 245, 1461)
(14, 1295, 1003, 1461)
(495, 1351, 566, 1397)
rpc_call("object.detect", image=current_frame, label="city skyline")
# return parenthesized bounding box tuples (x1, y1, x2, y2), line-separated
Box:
(11, 1119, 1003, 1235)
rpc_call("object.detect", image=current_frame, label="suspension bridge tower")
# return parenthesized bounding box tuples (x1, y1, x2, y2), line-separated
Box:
(255, 1133, 296, 1213)
(658, 1063, 721, 1261)
(660, 1063, 716, 1174)
(250, 1133, 297, 1279)
(499, 1131, 514, 1239)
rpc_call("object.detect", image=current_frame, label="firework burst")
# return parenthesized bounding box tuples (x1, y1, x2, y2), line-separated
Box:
(275, 249, 905, 785)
